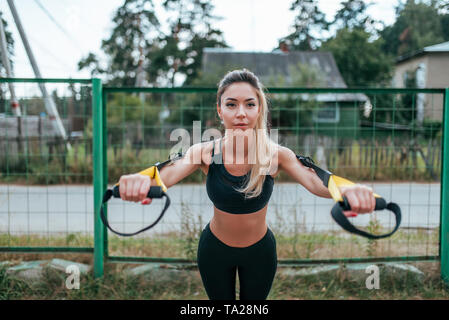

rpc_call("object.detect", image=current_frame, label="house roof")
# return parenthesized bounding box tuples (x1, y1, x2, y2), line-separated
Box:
(423, 41, 449, 52)
(397, 41, 449, 63)
(202, 48, 367, 102)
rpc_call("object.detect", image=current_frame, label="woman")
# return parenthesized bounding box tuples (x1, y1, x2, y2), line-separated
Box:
(118, 69, 376, 300)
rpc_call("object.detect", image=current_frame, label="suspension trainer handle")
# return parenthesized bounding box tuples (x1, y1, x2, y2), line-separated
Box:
(100, 152, 183, 237)
(296, 154, 402, 239)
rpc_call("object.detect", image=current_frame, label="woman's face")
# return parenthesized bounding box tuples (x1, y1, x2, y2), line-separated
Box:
(217, 82, 260, 133)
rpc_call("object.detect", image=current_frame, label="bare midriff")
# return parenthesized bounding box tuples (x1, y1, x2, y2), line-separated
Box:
(201, 139, 277, 248)
(209, 206, 268, 248)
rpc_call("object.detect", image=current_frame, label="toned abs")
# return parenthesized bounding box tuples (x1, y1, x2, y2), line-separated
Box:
(200, 140, 278, 247)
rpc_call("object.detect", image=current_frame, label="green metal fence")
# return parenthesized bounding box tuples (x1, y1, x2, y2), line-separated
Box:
(0, 78, 448, 285)
(96, 85, 449, 282)
(0, 78, 93, 254)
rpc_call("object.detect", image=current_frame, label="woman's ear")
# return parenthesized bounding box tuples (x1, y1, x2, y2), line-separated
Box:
(216, 103, 222, 119)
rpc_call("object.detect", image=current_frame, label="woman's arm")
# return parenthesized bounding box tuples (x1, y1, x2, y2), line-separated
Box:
(119, 142, 203, 203)
(278, 146, 332, 198)
(278, 146, 376, 216)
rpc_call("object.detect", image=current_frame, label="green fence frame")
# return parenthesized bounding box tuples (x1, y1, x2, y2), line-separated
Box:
(0, 78, 447, 284)
(0, 77, 93, 255)
(96, 84, 449, 282)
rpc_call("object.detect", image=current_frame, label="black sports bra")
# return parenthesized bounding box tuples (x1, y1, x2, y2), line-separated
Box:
(206, 138, 274, 214)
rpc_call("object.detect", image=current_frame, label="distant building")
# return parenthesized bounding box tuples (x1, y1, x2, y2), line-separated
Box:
(202, 47, 368, 139)
(393, 41, 449, 122)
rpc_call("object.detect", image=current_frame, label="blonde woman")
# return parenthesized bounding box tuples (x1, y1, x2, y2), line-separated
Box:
(118, 69, 376, 300)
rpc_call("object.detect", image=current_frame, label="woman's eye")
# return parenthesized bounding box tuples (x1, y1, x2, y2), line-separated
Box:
(248, 103, 256, 107)
(226, 103, 235, 107)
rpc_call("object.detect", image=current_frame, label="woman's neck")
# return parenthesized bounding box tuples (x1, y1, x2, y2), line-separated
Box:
(222, 131, 255, 165)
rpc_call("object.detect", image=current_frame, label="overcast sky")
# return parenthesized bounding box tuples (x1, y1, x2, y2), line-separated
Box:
(0, 0, 398, 79)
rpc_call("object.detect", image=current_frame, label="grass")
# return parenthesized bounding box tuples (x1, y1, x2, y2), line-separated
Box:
(0, 225, 439, 261)
(0, 173, 444, 300)
(0, 222, 446, 299)
(0, 256, 448, 300)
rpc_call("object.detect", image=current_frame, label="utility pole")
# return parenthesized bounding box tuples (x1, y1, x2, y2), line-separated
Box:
(0, 11, 21, 116)
(7, 0, 71, 150)
(0, 10, 24, 157)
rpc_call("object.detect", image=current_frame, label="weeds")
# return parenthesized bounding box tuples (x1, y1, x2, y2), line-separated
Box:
(179, 201, 203, 260)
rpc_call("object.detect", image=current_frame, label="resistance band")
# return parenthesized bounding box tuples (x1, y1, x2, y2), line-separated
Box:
(296, 155, 401, 239)
(100, 152, 183, 237)
(100, 150, 401, 239)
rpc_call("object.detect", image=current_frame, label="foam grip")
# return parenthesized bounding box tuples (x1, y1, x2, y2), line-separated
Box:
(374, 197, 387, 210)
(339, 196, 387, 212)
(147, 186, 164, 198)
(112, 185, 164, 199)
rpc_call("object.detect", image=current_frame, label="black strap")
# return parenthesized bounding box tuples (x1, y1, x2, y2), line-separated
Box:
(296, 154, 401, 239)
(331, 196, 402, 239)
(100, 152, 184, 237)
(100, 186, 171, 237)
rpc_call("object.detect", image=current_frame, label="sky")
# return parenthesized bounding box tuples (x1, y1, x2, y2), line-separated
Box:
(0, 0, 399, 80)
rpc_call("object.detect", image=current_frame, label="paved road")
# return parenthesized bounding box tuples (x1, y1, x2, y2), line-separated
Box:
(0, 182, 441, 236)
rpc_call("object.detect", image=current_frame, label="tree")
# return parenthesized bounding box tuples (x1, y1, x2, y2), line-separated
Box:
(149, 0, 228, 86)
(78, 0, 227, 86)
(0, 14, 15, 107)
(321, 28, 393, 87)
(0, 14, 14, 73)
(78, 0, 160, 86)
(278, 0, 329, 51)
(333, 0, 376, 31)
(380, 0, 447, 57)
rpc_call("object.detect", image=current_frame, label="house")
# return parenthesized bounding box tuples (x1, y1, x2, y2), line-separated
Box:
(393, 41, 449, 122)
(201, 47, 368, 140)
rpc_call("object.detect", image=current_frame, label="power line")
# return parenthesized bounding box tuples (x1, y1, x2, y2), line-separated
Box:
(27, 34, 74, 71)
(33, 0, 84, 54)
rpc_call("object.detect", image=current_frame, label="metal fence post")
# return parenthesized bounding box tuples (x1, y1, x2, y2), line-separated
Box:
(92, 78, 104, 278)
(441, 88, 449, 285)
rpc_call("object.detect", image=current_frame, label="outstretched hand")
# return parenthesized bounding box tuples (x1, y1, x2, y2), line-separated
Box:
(338, 184, 376, 218)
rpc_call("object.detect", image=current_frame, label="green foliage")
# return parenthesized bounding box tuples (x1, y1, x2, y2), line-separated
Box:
(321, 28, 393, 87)
(279, 0, 329, 50)
(0, 14, 14, 76)
(78, 0, 228, 86)
(333, 0, 373, 30)
(380, 0, 448, 57)
(0, 266, 29, 299)
(179, 202, 203, 260)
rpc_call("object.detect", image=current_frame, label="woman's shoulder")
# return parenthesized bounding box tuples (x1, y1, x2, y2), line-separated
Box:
(188, 140, 219, 173)
(272, 145, 297, 167)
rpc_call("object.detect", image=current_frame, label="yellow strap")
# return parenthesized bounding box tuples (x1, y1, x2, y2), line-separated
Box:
(114, 166, 168, 193)
(328, 175, 381, 202)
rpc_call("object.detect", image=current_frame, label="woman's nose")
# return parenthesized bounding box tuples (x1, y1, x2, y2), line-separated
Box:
(236, 105, 246, 117)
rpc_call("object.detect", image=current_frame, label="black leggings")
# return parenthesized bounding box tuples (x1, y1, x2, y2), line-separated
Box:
(197, 223, 277, 300)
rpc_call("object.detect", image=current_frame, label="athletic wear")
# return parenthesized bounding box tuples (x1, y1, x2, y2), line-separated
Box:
(197, 222, 277, 300)
(206, 138, 274, 214)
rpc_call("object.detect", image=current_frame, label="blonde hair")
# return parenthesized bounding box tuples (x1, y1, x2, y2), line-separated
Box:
(217, 69, 278, 199)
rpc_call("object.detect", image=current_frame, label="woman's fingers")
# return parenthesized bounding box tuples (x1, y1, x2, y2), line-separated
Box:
(139, 178, 151, 203)
(141, 198, 152, 205)
(119, 174, 151, 202)
(342, 185, 375, 214)
(344, 211, 358, 218)
(345, 191, 361, 213)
